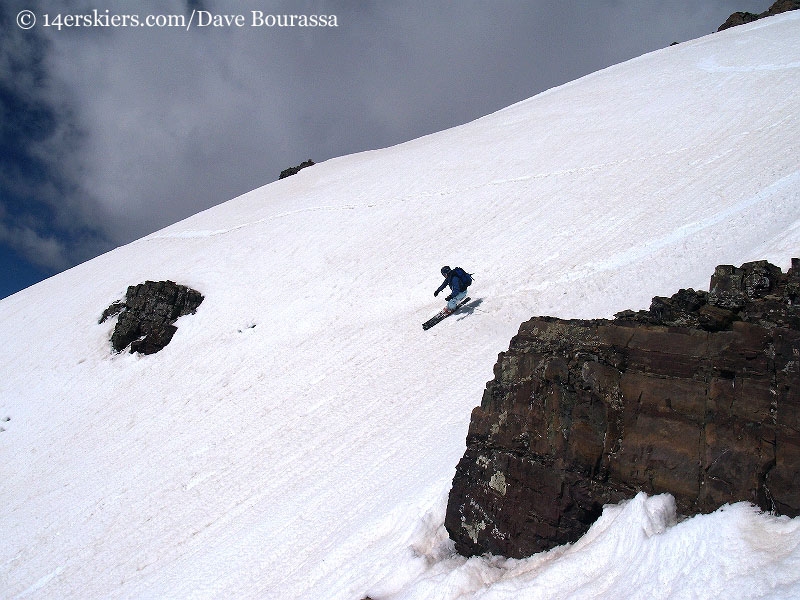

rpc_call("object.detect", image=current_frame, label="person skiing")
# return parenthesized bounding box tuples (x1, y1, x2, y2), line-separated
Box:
(434, 266, 472, 314)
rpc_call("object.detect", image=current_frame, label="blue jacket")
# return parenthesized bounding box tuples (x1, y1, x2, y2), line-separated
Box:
(436, 269, 466, 299)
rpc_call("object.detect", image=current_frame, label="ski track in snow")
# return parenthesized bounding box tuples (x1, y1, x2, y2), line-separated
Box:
(146, 107, 795, 246)
(558, 170, 800, 283)
(12, 567, 65, 600)
(697, 57, 800, 72)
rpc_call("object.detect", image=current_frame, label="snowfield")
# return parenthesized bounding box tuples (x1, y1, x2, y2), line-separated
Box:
(2, 12, 800, 600)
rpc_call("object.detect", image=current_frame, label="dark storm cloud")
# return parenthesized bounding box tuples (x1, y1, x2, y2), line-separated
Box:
(0, 1, 110, 272)
(0, 7, 85, 269)
(0, 0, 774, 297)
(185, 0, 208, 11)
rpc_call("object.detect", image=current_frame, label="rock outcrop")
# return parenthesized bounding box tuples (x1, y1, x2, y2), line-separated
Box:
(445, 260, 800, 558)
(718, 0, 800, 31)
(279, 159, 315, 179)
(100, 280, 204, 354)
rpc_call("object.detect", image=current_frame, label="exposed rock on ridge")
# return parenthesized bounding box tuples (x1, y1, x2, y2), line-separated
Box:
(445, 260, 800, 558)
(279, 159, 315, 179)
(718, 0, 800, 31)
(100, 280, 204, 354)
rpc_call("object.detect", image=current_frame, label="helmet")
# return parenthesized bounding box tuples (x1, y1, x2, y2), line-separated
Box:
(441, 266, 451, 276)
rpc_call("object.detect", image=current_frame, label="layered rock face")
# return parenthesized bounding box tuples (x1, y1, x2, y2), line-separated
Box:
(445, 260, 800, 558)
(100, 280, 204, 354)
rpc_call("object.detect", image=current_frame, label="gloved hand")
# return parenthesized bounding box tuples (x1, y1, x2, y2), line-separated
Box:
(434, 290, 440, 297)
(445, 294, 453, 301)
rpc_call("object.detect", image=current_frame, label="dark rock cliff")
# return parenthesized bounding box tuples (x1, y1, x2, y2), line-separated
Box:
(718, 0, 800, 31)
(445, 259, 800, 558)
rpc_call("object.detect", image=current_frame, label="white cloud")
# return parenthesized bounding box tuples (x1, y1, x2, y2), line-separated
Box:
(4, 0, 775, 267)
(0, 221, 70, 270)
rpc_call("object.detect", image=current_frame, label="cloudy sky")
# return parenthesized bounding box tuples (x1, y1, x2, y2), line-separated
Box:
(0, 0, 770, 298)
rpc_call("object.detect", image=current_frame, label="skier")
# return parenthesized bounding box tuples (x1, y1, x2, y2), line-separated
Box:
(434, 266, 472, 315)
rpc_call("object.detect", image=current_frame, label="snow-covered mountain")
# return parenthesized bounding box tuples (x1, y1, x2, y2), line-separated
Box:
(2, 13, 799, 600)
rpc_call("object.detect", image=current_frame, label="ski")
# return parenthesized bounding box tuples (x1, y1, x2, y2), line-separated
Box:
(422, 297, 471, 330)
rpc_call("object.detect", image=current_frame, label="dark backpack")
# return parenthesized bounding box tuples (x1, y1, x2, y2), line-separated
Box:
(452, 267, 472, 288)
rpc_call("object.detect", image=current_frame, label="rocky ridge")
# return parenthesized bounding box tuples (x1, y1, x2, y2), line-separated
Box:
(279, 159, 315, 180)
(718, 0, 800, 31)
(445, 260, 800, 558)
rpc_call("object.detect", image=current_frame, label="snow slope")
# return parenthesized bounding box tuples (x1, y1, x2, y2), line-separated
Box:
(2, 12, 799, 600)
